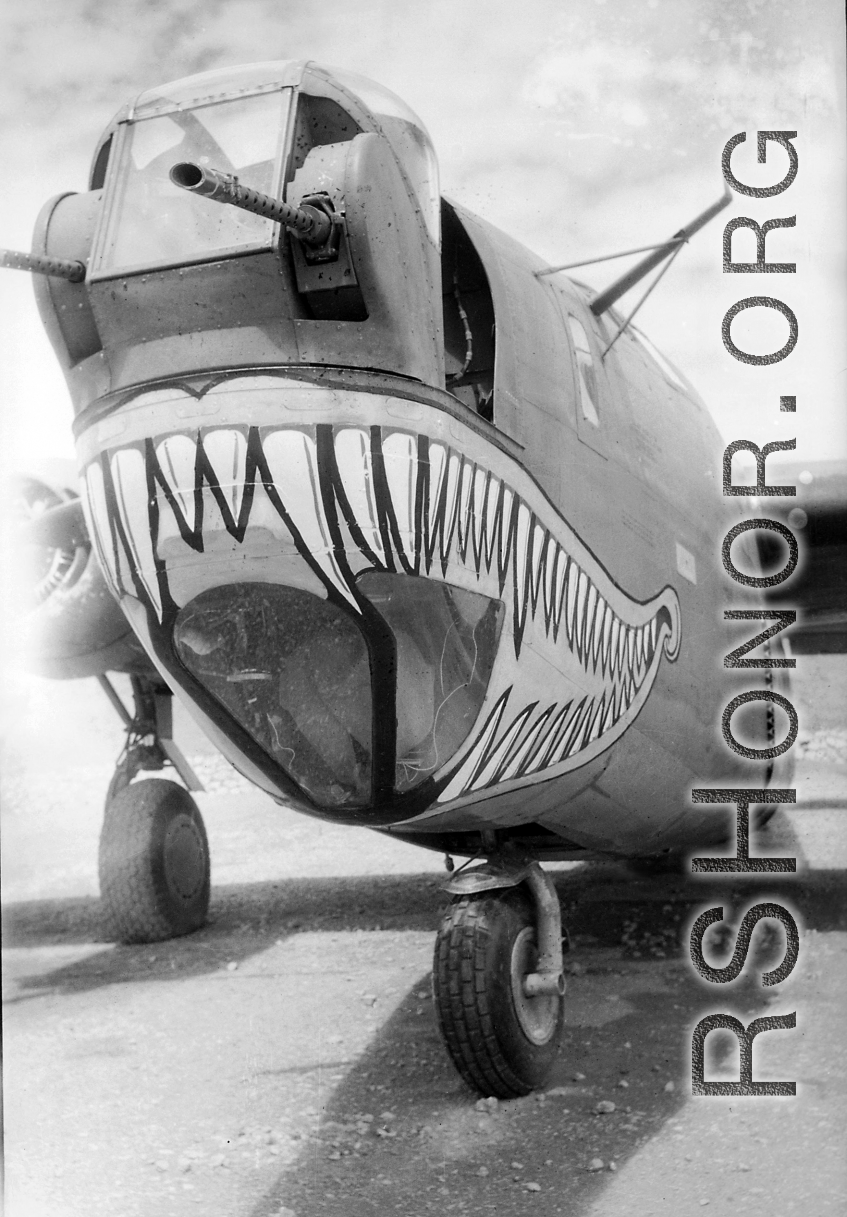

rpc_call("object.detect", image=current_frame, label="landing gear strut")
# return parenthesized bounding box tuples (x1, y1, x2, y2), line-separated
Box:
(98, 676, 209, 944)
(433, 859, 567, 1097)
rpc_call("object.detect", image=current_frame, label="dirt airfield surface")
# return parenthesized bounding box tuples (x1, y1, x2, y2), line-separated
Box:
(2, 658, 846, 1217)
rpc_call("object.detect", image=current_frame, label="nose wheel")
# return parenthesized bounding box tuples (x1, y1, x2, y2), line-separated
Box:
(433, 885, 565, 1098)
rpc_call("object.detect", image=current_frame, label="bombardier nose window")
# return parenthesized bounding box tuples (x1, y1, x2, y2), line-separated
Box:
(174, 584, 372, 808)
(173, 575, 502, 811)
(357, 573, 503, 793)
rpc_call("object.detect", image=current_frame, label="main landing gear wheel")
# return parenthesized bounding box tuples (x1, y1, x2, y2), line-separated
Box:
(98, 779, 210, 944)
(433, 887, 564, 1098)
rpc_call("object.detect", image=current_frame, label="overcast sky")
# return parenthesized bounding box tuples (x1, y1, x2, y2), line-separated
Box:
(1, 0, 844, 478)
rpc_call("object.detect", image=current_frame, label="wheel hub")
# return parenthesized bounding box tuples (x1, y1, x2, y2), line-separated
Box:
(510, 926, 560, 1044)
(163, 814, 207, 903)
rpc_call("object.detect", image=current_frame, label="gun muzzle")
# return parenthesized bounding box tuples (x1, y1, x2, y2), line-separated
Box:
(169, 162, 334, 248)
(1, 248, 86, 282)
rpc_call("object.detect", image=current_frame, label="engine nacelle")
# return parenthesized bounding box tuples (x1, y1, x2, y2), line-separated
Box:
(11, 472, 150, 679)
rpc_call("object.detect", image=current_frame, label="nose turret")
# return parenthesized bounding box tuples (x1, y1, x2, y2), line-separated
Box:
(29, 60, 445, 417)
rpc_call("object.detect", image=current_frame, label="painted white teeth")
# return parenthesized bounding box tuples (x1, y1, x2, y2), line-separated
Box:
(543, 542, 558, 627)
(482, 474, 501, 562)
(585, 700, 601, 745)
(564, 704, 588, 758)
(585, 584, 598, 666)
(600, 605, 611, 677)
(459, 465, 476, 558)
(638, 628, 651, 681)
(616, 627, 626, 677)
(202, 429, 249, 527)
(335, 428, 385, 565)
(609, 616, 620, 677)
(454, 456, 473, 556)
(380, 430, 418, 565)
(497, 484, 514, 571)
(472, 708, 533, 789)
(592, 597, 605, 671)
(565, 563, 577, 646)
(580, 701, 600, 750)
(532, 521, 547, 578)
(84, 462, 116, 589)
(575, 571, 588, 659)
(473, 464, 488, 528)
(561, 703, 584, 759)
(444, 452, 462, 542)
(426, 441, 447, 524)
(499, 705, 557, 782)
(552, 550, 568, 633)
(263, 430, 356, 606)
(155, 433, 198, 531)
(111, 448, 162, 615)
(514, 501, 532, 600)
(539, 700, 574, 767)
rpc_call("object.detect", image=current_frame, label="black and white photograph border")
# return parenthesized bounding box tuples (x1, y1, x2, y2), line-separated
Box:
(1, 3, 845, 1215)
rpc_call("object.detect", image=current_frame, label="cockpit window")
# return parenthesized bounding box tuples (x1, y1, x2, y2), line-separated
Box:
(568, 316, 600, 426)
(326, 67, 440, 246)
(95, 88, 291, 276)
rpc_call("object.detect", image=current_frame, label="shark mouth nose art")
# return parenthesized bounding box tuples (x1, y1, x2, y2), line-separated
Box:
(81, 380, 681, 810)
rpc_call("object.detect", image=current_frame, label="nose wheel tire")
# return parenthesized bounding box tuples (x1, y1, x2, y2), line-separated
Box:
(98, 779, 210, 944)
(433, 887, 564, 1098)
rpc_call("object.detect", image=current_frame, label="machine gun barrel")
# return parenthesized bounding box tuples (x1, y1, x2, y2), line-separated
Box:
(169, 162, 333, 247)
(1, 248, 86, 282)
(589, 186, 732, 316)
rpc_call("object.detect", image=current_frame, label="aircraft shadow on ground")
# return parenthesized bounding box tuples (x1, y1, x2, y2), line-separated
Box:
(244, 992, 675, 1216)
(245, 932, 820, 1217)
(3, 862, 846, 998)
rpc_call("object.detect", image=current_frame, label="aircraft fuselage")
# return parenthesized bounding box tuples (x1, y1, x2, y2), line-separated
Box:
(30, 60, 791, 861)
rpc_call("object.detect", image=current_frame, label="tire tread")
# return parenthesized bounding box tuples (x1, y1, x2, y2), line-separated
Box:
(98, 779, 209, 944)
(434, 893, 554, 1098)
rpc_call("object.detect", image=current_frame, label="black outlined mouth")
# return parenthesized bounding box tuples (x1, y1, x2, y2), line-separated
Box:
(82, 383, 681, 806)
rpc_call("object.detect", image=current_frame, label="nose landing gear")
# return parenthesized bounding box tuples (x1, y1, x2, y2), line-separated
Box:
(433, 859, 567, 1098)
(97, 675, 209, 944)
